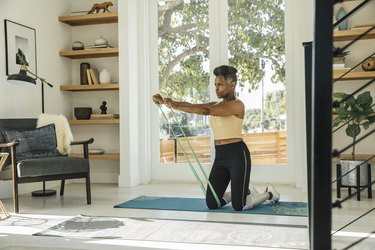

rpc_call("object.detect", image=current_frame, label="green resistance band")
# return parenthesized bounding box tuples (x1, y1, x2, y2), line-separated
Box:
(157, 104, 221, 207)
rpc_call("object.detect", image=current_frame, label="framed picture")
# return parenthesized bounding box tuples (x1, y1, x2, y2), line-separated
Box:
(4, 19, 37, 77)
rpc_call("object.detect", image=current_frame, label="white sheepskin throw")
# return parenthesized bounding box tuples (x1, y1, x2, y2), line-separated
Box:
(37, 114, 74, 155)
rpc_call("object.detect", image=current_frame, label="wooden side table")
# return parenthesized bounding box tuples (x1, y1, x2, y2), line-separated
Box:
(0, 152, 10, 220)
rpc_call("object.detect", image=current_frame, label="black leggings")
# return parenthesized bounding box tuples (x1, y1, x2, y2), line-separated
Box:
(206, 141, 251, 211)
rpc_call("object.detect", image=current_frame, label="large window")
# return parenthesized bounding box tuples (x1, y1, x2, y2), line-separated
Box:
(157, 0, 286, 165)
(228, 0, 287, 164)
(158, 0, 211, 163)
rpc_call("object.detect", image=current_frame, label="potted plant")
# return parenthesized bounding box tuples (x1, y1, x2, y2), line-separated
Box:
(333, 47, 350, 66)
(332, 91, 375, 186)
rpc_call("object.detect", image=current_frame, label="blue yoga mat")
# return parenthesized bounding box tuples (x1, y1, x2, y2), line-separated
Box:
(114, 196, 308, 217)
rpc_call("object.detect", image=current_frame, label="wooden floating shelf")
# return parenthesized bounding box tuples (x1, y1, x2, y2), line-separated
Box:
(60, 83, 119, 91)
(69, 119, 119, 125)
(59, 48, 119, 59)
(59, 12, 118, 26)
(69, 153, 120, 160)
(338, 154, 375, 164)
(333, 70, 375, 81)
(333, 28, 375, 42)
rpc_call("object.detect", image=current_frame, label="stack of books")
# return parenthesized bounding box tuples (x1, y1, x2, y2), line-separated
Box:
(86, 68, 100, 85)
(85, 45, 113, 50)
(90, 114, 119, 120)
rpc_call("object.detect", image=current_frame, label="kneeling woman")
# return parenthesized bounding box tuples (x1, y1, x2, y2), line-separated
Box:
(152, 65, 280, 211)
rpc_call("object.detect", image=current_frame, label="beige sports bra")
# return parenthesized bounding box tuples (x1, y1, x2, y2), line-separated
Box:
(210, 115, 243, 140)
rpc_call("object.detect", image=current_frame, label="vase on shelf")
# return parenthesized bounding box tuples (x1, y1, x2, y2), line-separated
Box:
(80, 63, 90, 85)
(99, 69, 111, 84)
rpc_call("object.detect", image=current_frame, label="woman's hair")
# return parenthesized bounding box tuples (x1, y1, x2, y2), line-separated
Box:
(213, 65, 238, 83)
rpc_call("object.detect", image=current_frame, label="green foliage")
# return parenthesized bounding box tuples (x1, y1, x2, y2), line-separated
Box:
(158, 0, 285, 97)
(332, 91, 375, 159)
(243, 108, 261, 132)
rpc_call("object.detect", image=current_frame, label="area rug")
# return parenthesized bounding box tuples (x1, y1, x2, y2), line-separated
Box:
(114, 196, 308, 217)
(34, 214, 309, 249)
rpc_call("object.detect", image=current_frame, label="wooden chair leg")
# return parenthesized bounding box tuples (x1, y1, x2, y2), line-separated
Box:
(0, 200, 10, 220)
(86, 174, 91, 204)
(60, 180, 65, 196)
(13, 180, 19, 214)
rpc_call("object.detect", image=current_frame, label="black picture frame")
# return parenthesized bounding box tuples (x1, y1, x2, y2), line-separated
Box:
(4, 19, 37, 77)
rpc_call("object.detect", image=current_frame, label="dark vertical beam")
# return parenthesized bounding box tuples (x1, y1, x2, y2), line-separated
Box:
(311, 1, 333, 249)
(303, 41, 312, 248)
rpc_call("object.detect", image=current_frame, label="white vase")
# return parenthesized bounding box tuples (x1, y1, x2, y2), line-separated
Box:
(99, 69, 111, 84)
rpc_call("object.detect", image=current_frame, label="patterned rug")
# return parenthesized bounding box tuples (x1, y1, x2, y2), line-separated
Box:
(114, 196, 308, 217)
(34, 214, 309, 249)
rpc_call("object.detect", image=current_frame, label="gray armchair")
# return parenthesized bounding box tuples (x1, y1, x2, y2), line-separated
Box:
(0, 118, 93, 213)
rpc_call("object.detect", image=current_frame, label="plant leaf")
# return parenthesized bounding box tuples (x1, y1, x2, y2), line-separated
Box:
(346, 124, 360, 138)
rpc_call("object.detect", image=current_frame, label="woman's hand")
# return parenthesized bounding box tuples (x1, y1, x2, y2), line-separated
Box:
(152, 94, 164, 105)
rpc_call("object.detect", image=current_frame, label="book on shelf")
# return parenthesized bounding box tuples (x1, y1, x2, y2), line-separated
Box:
(70, 11, 89, 16)
(89, 68, 100, 84)
(333, 68, 351, 73)
(350, 24, 375, 30)
(85, 45, 113, 50)
(86, 69, 93, 85)
(333, 63, 346, 69)
(90, 114, 119, 120)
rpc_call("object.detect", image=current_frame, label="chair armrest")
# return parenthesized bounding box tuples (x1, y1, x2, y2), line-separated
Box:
(70, 138, 94, 146)
(70, 138, 94, 159)
(0, 140, 19, 149)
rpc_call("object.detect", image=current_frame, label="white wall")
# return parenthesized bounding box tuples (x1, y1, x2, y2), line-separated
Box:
(0, 0, 72, 198)
(0, 0, 71, 116)
(0, 0, 120, 199)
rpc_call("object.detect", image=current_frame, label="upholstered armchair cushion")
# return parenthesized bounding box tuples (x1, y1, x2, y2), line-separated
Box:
(2, 124, 60, 161)
(17, 157, 89, 178)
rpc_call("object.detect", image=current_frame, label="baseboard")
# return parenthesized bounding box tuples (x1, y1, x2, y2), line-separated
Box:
(0, 181, 59, 199)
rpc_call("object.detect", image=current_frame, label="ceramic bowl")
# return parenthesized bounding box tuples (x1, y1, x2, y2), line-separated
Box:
(74, 107, 92, 120)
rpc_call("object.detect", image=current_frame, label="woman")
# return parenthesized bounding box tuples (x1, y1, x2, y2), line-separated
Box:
(152, 65, 280, 211)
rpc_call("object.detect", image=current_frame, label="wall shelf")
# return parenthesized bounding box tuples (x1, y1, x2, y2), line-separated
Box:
(60, 83, 119, 91)
(333, 70, 375, 81)
(69, 153, 120, 160)
(333, 28, 375, 42)
(338, 154, 375, 163)
(59, 12, 118, 26)
(69, 119, 120, 125)
(59, 48, 119, 59)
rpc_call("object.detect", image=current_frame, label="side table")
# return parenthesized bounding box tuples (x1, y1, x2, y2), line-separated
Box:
(0, 152, 10, 220)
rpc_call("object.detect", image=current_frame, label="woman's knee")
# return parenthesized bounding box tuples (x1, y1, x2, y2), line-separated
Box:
(206, 197, 220, 209)
(231, 200, 244, 211)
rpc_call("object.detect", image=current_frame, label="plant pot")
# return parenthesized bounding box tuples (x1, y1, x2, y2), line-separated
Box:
(340, 160, 368, 186)
(333, 56, 345, 65)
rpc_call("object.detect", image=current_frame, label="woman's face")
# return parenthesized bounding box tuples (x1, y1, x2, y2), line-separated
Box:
(214, 75, 234, 98)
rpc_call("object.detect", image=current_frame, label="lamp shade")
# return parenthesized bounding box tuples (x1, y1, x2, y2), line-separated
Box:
(7, 67, 36, 87)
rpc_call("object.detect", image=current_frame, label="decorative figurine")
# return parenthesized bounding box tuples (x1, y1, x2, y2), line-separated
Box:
(88, 2, 113, 14)
(100, 101, 107, 114)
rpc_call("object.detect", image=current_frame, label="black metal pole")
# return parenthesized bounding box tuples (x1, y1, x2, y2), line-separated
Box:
(311, 1, 333, 249)
(31, 81, 56, 197)
(303, 41, 312, 248)
(41, 81, 44, 113)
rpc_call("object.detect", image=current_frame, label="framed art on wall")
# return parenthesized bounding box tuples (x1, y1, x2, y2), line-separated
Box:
(4, 19, 37, 77)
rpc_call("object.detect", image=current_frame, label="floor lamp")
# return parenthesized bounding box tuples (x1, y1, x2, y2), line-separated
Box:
(7, 64, 56, 197)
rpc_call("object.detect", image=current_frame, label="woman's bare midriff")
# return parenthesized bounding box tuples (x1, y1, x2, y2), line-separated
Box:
(214, 138, 243, 145)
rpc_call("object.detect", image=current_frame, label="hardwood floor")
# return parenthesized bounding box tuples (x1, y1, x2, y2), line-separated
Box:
(0, 182, 373, 249)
